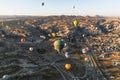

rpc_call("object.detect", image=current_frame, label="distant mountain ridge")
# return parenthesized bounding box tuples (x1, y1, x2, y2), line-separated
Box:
(0, 15, 34, 19)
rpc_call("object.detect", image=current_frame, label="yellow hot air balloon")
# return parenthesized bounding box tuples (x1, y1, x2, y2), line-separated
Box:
(73, 20, 78, 27)
(51, 33, 57, 37)
(65, 63, 71, 70)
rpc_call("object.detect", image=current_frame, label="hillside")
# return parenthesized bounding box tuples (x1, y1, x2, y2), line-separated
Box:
(0, 16, 119, 80)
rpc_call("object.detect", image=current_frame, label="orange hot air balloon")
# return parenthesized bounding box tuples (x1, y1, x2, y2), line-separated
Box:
(65, 63, 71, 70)
(21, 38, 26, 43)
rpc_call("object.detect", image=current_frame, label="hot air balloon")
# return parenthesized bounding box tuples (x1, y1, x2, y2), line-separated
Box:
(82, 48, 86, 54)
(2, 74, 9, 80)
(65, 52, 70, 58)
(85, 47, 90, 51)
(65, 63, 71, 70)
(73, 6, 75, 9)
(82, 34, 85, 37)
(54, 40, 64, 53)
(21, 38, 26, 43)
(29, 47, 33, 51)
(84, 57, 88, 61)
(51, 33, 57, 37)
(73, 20, 78, 27)
(1, 34, 5, 37)
(42, 2, 44, 6)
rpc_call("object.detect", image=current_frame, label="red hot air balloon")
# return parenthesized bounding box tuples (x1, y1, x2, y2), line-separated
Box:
(21, 38, 26, 43)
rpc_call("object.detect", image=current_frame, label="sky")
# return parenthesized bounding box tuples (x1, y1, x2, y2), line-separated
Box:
(0, 0, 120, 16)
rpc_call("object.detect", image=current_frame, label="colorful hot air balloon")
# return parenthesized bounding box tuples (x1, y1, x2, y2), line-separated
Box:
(65, 63, 71, 70)
(21, 38, 26, 43)
(73, 20, 78, 27)
(54, 40, 64, 53)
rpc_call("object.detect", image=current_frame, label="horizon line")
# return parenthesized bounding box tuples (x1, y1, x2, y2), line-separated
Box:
(0, 14, 120, 18)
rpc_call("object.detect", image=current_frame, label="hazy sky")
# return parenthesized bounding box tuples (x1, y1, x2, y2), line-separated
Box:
(0, 0, 119, 16)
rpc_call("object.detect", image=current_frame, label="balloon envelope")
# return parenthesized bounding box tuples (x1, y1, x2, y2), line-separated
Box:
(21, 38, 26, 43)
(3, 74, 9, 80)
(29, 47, 33, 51)
(73, 20, 78, 27)
(85, 47, 90, 51)
(73, 6, 75, 8)
(82, 48, 86, 54)
(42, 2, 44, 6)
(65, 63, 71, 70)
(52, 33, 56, 37)
(54, 40, 64, 52)
(65, 52, 70, 58)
